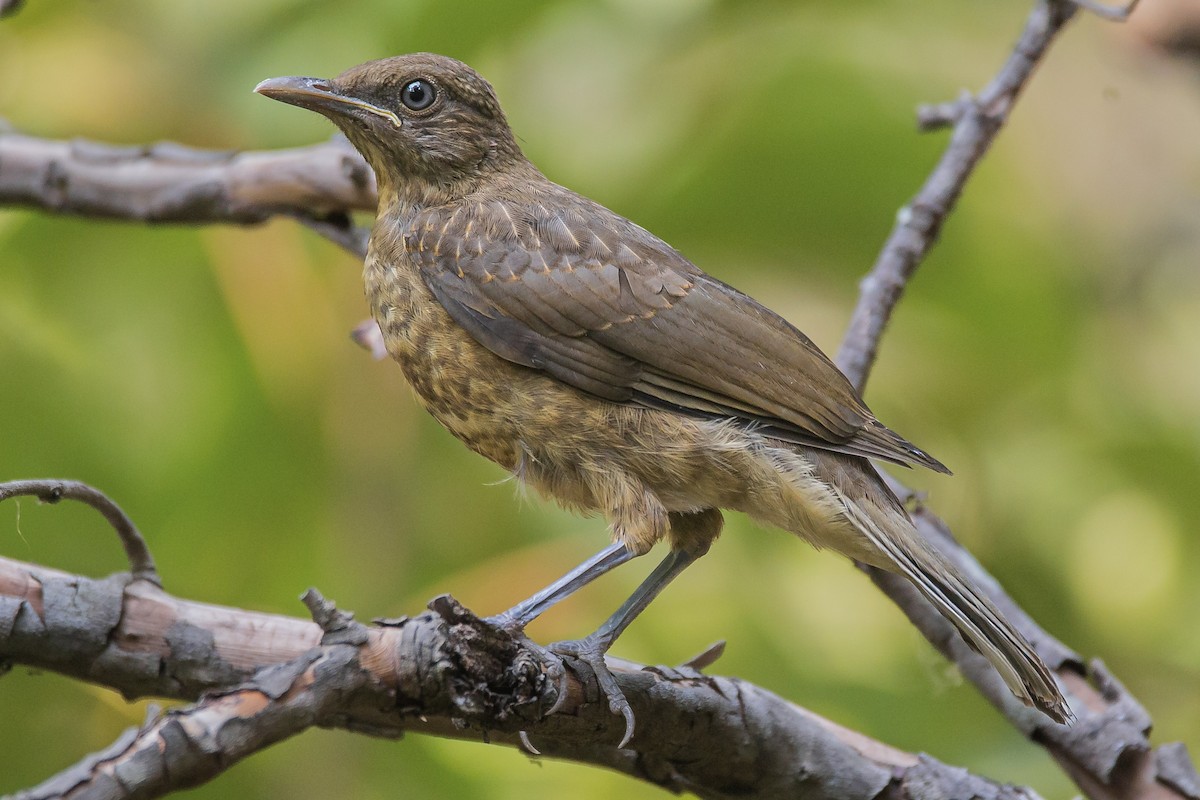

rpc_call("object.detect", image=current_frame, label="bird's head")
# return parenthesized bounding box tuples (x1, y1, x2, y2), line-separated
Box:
(256, 53, 524, 200)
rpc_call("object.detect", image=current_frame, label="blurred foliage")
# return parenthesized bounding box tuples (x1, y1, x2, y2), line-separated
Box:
(2, 1, 1199, 797)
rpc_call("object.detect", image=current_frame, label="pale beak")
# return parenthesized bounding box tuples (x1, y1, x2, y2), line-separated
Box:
(254, 76, 401, 128)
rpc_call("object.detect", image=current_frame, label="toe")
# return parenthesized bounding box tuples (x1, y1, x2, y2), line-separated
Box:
(548, 636, 636, 747)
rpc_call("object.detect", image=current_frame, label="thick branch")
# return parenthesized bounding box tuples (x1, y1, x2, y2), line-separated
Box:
(0, 554, 1036, 800)
(9, 649, 371, 800)
(0, 126, 374, 256)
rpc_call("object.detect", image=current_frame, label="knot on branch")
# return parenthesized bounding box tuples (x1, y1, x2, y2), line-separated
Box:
(302, 589, 370, 646)
(427, 595, 557, 729)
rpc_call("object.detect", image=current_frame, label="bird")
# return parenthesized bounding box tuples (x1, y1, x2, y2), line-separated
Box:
(255, 53, 1070, 744)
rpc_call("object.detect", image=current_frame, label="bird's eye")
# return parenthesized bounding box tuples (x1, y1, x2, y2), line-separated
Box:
(400, 79, 436, 111)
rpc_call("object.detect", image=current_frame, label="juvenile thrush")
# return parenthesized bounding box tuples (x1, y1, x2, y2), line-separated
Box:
(256, 53, 1070, 744)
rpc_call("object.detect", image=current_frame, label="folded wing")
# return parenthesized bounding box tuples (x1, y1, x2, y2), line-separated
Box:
(408, 195, 947, 473)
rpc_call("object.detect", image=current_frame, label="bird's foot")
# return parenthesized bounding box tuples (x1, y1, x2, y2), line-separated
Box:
(483, 609, 527, 636)
(479, 615, 573, 751)
(479, 613, 571, 716)
(532, 643, 571, 717)
(549, 633, 635, 748)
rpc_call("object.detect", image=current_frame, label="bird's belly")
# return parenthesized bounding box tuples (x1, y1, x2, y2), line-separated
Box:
(368, 269, 705, 509)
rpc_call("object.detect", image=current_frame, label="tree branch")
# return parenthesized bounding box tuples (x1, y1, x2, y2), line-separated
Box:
(863, 490, 1196, 800)
(0, 125, 374, 257)
(836, 0, 1084, 388)
(0, 480, 158, 584)
(0, 551, 1038, 800)
(827, 2, 1193, 800)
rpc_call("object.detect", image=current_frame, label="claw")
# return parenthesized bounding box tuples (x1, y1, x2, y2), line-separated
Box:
(518, 730, 541, 755)
(542, 654, 571, 717)
(490, 546, 699, 751)
(616, 705, 636, 750)
(494, 626, 571, 721)
(550, 635, 636, 748)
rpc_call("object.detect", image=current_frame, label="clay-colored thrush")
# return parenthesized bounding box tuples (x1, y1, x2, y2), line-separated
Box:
(256, 53, 1070, 741)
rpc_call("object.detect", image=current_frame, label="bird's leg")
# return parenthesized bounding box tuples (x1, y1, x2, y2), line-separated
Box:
(487, 541, 638, 630)
(500, 508, 719, 746)
(550, 545, 701, 748)
(489, 544, 641, 736)
(546, 508, 721, 747)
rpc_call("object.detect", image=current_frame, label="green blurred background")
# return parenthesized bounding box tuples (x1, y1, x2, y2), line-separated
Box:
(2, 1, 1198, 797)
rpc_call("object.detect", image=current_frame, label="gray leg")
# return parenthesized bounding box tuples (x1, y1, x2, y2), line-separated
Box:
(588, 547, 698, 644)
(489, 542, 637, 629)
(550, 546, 701, 748)
(504, 510, 722, 748)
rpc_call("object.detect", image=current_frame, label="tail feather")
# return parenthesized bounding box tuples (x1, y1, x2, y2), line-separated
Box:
(836, 485, 1072, 724)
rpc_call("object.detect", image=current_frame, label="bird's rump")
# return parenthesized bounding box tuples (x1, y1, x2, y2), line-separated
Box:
(409, 195, 947, 473)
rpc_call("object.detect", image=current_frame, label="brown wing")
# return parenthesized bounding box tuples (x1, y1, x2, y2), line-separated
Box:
(408, 194, 947, 472)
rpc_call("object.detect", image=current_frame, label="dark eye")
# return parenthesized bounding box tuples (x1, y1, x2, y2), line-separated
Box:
(401, 79, 435, 111)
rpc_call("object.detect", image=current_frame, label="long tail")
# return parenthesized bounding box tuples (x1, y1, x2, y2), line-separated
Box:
(829, 462, 1071, 723)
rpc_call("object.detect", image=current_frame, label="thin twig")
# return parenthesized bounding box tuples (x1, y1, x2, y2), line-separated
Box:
(829, 1, 1197, 799)
(835, 0, 1078, 388)
(1069, 0, 1141, 22)
(0, 479, 158, 583)
(350, 318, 389, 359)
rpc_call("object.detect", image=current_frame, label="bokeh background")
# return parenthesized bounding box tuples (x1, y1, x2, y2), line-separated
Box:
(3, 1, 1199, 797)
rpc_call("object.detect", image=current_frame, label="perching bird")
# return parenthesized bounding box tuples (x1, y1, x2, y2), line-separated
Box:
(256, 53, 1070, 743)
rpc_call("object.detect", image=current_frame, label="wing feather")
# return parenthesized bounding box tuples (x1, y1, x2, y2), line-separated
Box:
(410, 196, 948, 473)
